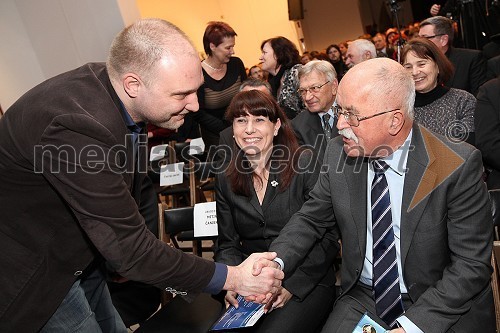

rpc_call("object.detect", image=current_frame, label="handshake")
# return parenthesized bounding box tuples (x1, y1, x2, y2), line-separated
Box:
(223, 252, 284, 305)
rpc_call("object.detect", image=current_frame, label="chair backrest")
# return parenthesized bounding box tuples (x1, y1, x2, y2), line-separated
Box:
(164, 206, 194, 236)
(490, 190, 500, 227)
(193, 161, 216, 182)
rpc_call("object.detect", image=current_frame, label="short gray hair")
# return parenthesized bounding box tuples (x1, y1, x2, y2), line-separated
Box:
(298, 60, 337, 83)
(350, 39, 377, 59)
(107, 19, 196, 86)
(239, 79, 272, 93)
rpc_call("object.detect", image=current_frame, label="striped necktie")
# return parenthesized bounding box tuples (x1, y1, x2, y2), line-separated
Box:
(322, 113, 332, 140)
(371, 160, 404, 328)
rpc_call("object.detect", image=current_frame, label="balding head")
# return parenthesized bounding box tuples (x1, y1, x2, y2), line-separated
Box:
(106, 19, 203, 130)
(336, 58, 414, 157)
(107, 18, 198, 86)
(342, 58, 414, 119)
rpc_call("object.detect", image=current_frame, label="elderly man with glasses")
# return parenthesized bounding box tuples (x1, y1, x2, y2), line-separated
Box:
(419, 16, 487, 96)
(291, 60, 339, 167)
(255, 57, 495, 332)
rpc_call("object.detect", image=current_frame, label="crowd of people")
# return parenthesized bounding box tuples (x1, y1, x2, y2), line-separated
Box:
(1, 7, 500, 333)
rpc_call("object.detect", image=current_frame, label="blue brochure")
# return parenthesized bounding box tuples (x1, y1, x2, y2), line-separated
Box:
(211, 295, 265, 331)
(352, 313, 388, 333)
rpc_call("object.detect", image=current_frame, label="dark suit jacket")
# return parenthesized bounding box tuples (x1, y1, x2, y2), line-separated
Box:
(216, 126, 235, 164)
(270, 123, 494, 332)
(487, 54, 500, 80)
(447, 47, 488, 96)
(475, 78, 500, 189)
(0, 63, 214, 331)
(291, 110, 338, 166)
(215, 153, 339, 300)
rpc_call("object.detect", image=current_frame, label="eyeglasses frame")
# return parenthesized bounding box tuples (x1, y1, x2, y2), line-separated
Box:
(420, 33, 445, 40)
(334, 105, 400, 127)
(298, 80, 330, 97)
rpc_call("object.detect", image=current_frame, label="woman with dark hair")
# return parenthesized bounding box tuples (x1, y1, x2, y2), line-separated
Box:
(215, 90, 338, 332)
(195, 21, 247, 154)
(326, 44, 348, 81)
(402, 37, 476, 144)
(259, 36, 306, 119)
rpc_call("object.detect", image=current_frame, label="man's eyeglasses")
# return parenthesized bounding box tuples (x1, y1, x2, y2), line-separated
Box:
(298, 81, 330, 97)
(420, 34, 445, 40)
(333, 105, 400, 127)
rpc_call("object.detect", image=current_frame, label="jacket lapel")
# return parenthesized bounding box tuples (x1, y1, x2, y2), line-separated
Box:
(344, 155, 369, 258)
(248, 174, 264, 217)
(400, 124, 434, 265)
(261, 172, 279, 212)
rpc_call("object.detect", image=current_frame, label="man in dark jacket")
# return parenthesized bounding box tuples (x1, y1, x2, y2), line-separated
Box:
(0, 19, 282, 332)
(419, 15, 488, 96)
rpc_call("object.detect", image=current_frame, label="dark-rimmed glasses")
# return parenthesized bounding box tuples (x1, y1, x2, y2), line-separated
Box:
(298, 81, 330, 97)
(334, 105, 400, 127)
(419, 34, 445, 40)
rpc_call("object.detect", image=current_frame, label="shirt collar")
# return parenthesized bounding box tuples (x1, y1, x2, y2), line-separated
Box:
(378, 129, 413, 176)
(318, 102, 336, 118)
(119, 100, 145, 134)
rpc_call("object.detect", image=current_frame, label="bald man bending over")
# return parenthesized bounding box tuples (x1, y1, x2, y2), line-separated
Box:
(0, 19, 282, 332)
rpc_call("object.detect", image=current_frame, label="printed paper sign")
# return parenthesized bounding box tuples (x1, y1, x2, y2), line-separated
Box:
(194, 201, 218, 237)
(211, 294, 265, 330)
(150, 144, 169, 162)
(352, 313, 387, 333)
(189, 137, 205, 156)
(160, 162, 184, 186)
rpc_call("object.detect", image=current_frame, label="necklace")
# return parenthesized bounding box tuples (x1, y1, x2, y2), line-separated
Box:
(203, 60, 224, 71)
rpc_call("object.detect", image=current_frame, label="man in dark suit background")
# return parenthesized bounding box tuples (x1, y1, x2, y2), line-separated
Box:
(0, 19, 283, 332)
(292, 60, 339, 166)
(372, 33, 395, 59)
(475, 77, 500, 189)
(256, 58, 494, 332)
(419, 16, 487, 96)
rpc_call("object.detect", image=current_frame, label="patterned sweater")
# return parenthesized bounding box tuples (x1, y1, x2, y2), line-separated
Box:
(414, 86, 476, 143)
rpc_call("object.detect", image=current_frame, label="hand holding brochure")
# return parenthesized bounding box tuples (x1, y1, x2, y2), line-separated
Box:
(211, 295, 265, 331)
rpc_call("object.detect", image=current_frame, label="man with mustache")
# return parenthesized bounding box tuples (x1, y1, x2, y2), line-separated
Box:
(259, 58, 494, 332)
(0, 19, 282, 332)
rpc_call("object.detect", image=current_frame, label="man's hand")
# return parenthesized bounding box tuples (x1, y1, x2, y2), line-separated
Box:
(224, 252, 284, 302)
(389, 328, 406, 333)
(430, 4, 441, 16)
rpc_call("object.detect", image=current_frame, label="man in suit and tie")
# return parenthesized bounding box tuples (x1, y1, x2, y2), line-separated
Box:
(292, 60, 339, 166)
(419, 16, 487, 96)
(260, 58, 495, 332)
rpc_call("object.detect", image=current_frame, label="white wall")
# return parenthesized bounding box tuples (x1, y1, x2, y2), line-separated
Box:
(300, 0, 364, 52)
(0, 0, 140, 110)
(135, 0, 369, 66)
(0, 0, 44, 110)
(136, 0, 301, 70)
(0, 0, 377, 109)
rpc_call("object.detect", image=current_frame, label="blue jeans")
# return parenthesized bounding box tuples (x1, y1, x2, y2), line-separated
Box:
(40, 268, 127, 333)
